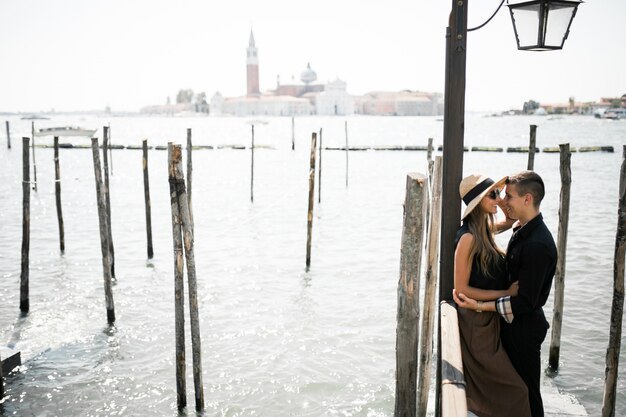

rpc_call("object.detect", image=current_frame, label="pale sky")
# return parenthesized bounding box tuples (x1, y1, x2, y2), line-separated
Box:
(0, 0, 623, 113)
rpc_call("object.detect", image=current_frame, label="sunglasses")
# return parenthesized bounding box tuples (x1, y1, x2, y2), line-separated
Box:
(487, 189, 501, 200)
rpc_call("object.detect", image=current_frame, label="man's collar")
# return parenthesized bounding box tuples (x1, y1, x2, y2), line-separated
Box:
(515, 213, 543, 238)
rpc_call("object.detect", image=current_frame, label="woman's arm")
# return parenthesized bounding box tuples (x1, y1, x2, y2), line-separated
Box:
(495, 217, 517, 233)
(454, 233, 516, 301)
(453, 289, 497, 312)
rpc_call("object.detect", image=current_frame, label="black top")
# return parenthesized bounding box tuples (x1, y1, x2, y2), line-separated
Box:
(455, 223, 508, 291)
(505, 213, 557, 324)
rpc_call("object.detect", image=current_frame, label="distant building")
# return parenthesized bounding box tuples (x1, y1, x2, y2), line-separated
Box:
(354, 91, 443, 116)
(316, 79, 354, 115)
(221, 95, 313, 117)
(247, 31, 260, 97)
(274, 63, 325, 97)
(140, 102, 193, 115)
(211, 32, 333, 116)
(157, 31, 444, 117)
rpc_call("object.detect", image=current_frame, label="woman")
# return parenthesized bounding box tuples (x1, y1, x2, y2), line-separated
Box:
(454, 174, 530, 417)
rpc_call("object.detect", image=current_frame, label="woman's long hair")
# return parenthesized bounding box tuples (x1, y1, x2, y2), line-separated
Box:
(465, 205, 504, 278)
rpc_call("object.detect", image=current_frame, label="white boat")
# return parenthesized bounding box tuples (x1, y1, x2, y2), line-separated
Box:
(602, 108, 626, 120)
(34, 126, 97, 137)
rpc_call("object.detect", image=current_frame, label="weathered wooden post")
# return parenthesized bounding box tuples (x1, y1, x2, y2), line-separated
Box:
(548, 143, 571, 373)
(417, 157, 442, 416)
(425, 137, 435, 237)
(344, 120, 349, 187)
(102, 126, 115, 279)
(91, 138, 115, 324)
(601, 145, 626, 417)
(251, 125, 255, 203)
(31, 122, 37, 192)
(528, 124, 537, 170)
(291, 116, 295, 150)
(168, 144, 186, 410)
(20, 137, 30, 314)
(186, 128, 193, 227)
(143, 139, 154, 259)
(167, 143, 187, 410)
(318, 128, 322, 204)
(108, 123, 113, 176)
(305, 132, 317, 270)
(0, 350, 4, 400)
(427, 137, 434, 181)
(394, 172, 427, 417)
(54, 137, 65, 253)
(5, 120, 10, 149)
(169, 143, 204, 411)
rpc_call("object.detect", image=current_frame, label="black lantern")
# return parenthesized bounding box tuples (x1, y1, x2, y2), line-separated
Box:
(508, 0, 582, 51)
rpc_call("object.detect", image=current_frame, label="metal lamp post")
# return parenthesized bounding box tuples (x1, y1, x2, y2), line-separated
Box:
(436, 0, 581, 414)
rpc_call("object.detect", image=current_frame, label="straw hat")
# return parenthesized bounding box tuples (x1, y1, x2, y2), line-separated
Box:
(460, 174, 507, 220)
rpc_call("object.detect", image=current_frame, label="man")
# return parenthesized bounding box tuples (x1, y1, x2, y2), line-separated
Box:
(453, 171, 557, 417)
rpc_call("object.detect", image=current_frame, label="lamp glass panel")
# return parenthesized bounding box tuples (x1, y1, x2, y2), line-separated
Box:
(510, 4, 541, 47)
(544, 3, 577, 47)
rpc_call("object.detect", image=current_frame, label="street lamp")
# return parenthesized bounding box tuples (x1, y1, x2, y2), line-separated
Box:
(508, 0, 583, 50)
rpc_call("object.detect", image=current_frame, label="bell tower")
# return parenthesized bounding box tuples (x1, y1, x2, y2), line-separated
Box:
(246, 30, 260, 96)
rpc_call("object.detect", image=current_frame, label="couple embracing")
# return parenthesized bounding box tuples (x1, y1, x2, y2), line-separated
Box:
(452, 171, 557, 417)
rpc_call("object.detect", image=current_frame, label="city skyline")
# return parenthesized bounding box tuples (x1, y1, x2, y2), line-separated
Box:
(1, 0, 623, 113)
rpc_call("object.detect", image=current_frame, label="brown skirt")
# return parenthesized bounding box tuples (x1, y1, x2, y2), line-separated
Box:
(457, 308, 531, 417)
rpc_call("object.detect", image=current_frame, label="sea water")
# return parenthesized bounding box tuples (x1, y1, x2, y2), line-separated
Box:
(0, 114, 624, 416)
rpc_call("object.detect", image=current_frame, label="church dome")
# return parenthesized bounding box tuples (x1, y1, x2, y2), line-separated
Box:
(300, 62, 317, 85)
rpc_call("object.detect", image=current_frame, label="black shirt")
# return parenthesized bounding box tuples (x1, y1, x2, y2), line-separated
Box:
(505, 213, 557, 325)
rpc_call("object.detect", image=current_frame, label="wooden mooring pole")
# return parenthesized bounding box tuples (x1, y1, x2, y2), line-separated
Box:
(528, 124, 537, 170)
(305, 132, 317, 270)
(5, 120, 10, 149)
(108, 123, 113, 176)
(425, 137, 435, 237)
(143, 139, 154, 259)
(186, 128, 193, 227)
(31, 122, 37, 192)
(344, 121, 349, 187)
(20, 137, 30, 314)
(601, 145, 626, 417)
(251, 125, 255, 203)
(417, 157, 442, 416)
(91, 138, 115, 324)
(168, 144, 186, 410)
(427, 137, 434, 181)
(548, 143, 571, 373)
(169, 144, 204, 411)
(318, 128, 322, 204)
(54, 137, 65, 253)
(291, 116, 295, 151)
(393, 172, 427, 417)
(0, 350, 4, 400)
(102, 126, 115, 279)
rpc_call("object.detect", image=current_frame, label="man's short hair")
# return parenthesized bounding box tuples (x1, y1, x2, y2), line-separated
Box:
(506, 171, 545, 207)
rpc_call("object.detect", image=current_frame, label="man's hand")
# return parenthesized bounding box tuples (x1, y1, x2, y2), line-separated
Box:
(507, 281, 519, 297)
